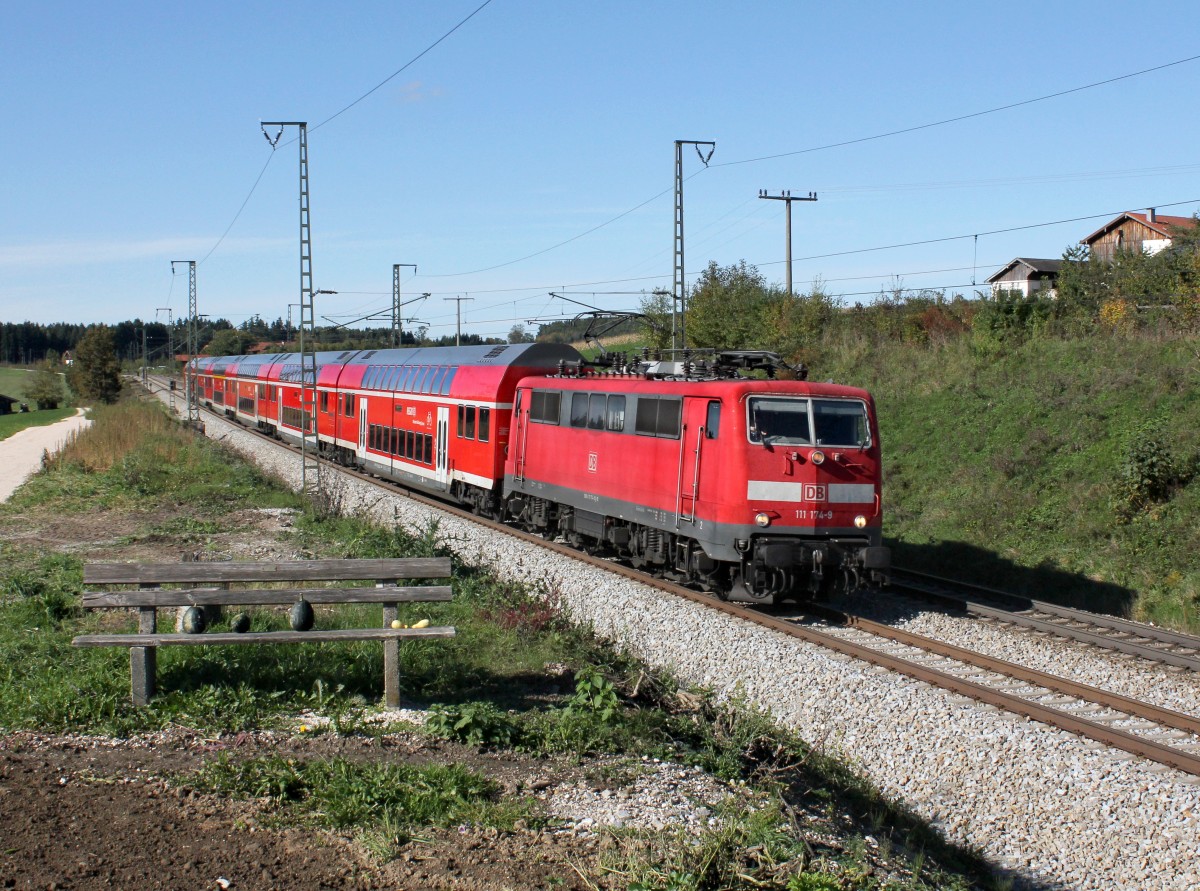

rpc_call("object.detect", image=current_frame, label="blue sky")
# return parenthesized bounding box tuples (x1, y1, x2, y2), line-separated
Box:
(3, 1, 1199, 341)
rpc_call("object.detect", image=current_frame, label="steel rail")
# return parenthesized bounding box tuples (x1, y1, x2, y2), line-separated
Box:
(891, 567, 1200, 671)
(893, 566, 1200, 649)
(147, 377, 1200, 777)
(799, 603, 1200, 737)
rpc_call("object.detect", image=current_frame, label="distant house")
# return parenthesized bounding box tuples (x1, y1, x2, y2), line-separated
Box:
(61, 350, 73, 366)
(986, 258, 1063, 298)
(0, 394, 19, 415)
(1081, 209, 1200, 263)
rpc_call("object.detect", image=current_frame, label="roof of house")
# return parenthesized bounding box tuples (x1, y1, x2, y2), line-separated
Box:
(986, 257, 1063, 283)
(1080, 211, 1199, 245)
(0, 393, 19, 404)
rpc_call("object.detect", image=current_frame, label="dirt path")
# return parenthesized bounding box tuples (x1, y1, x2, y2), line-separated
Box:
(0, 408, 91, 503)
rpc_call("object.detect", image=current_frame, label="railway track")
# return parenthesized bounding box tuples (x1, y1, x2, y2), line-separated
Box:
(144, 376, 1200, 777)
(889, 566, 1200, 672)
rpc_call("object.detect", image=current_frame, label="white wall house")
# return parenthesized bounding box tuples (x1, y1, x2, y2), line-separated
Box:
(986, 258, 1062, 298)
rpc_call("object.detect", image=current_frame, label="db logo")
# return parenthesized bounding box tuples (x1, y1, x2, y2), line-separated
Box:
(804, 485, 827, 502)
(587, 452, 598, 473)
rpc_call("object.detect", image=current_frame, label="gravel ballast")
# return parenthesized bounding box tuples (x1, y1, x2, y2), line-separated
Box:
(184, 403, 1200, 890)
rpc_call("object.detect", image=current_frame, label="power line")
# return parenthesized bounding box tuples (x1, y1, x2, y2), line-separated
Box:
(422, 186, 674, 277)
(199, 152, 275, 266)
(311, 0, 495, 134)
(762, 197, 1200, 267)
(427, 52, 1200, 278)
(195, 2, 494, 267)
(715, 53, 1200, 167)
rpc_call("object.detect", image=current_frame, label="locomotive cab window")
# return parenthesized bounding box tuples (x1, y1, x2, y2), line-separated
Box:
(706, 400, 721, 439)
(813, 399, 870, 447)
(747, 397, 869, 447)
(748, 397, 810, 445)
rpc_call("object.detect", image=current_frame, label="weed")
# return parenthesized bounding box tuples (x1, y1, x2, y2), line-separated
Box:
(425, 701, 517, 748)
(565, 667, 619, 723)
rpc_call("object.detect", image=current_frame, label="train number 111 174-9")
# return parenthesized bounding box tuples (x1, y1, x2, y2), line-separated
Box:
(795, 509, 834, 520)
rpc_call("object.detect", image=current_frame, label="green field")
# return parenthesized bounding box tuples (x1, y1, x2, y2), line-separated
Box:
(0, 366, 75, 441)
(0, 407, 78, 442)
(0, 366, 35, 399)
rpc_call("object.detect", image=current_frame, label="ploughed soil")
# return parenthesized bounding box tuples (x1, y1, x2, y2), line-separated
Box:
(0, 729, 621, 891)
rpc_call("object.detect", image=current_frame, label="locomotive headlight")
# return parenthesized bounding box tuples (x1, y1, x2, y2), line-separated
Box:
(854, 515, 868, 529)
(754, 512, 772, 528)
(810, 449, 826, 465)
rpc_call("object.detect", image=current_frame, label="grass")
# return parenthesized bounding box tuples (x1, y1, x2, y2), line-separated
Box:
(191, 754, 527, 849)
(0, 406, 77, 441)
(817, 330, 1200, 631)
(0, 392, 1000, 890)
(0, 366, 36, 396)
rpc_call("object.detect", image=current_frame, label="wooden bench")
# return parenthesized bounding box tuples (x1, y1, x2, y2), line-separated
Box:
(73, 558, 455, 707)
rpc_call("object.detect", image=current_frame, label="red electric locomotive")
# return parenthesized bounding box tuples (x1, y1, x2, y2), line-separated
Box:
(502, 351, 889, 603)
(188, 346, 889, 603)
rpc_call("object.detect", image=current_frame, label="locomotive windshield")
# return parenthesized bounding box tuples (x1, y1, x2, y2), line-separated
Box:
(748, 397, 869, 447)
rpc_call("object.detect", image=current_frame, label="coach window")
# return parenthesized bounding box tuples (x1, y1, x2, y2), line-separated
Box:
(319, 391, 329, 413)
(606, 395, 626, 432)
(456, 405, 465, 437)
(465, 405, 476, 439)
(440, 368, 456, 395)
(345, 393, 354, 417)
(478, 407, 490, 442)
(570, 393, 589, 428)
(706, 401, 721, 439)
(416, 367, 433, 393)
(429, 367, 447, 394)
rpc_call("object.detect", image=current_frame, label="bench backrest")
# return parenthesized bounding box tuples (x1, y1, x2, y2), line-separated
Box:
(84, 557, 451, 586)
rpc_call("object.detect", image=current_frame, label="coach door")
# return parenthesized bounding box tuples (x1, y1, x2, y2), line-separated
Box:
(435, 406, 450, 485)
(358, 397, 368, 453)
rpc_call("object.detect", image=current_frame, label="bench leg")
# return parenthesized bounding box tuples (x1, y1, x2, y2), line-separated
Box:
(132, 606, 157, 706)
(130, 647, 156, 706)
(382, 604, 400, 708)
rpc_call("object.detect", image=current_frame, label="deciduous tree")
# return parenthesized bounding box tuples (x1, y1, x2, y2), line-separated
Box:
(66, 325, 122, 404)
(23, 360, 66, 409)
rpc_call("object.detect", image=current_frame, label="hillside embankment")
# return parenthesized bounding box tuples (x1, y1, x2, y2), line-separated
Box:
(818, 332, 1199, 631)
